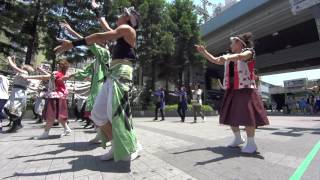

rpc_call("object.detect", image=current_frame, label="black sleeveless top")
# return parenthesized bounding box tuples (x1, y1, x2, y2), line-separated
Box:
(112, 38, 136, 60)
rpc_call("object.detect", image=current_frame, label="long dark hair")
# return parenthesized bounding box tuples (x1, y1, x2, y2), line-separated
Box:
(237, 32, 254, 48)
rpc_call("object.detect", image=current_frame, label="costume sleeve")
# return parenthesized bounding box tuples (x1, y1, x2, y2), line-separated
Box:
(73, 64, 93, 81)
(89, 44, 111, 65)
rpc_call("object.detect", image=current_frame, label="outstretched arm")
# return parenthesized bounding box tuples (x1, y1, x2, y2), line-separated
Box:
(36, 66, 50, 76)
(195, 45, 225, 65)
(60, 21, 83, 39)
(54, 25, 131, 54)
(221, 50, 253, 62)
(91, 0, 113, 31)
(7, 56, 26, 74)
(22, 74, 51, 81)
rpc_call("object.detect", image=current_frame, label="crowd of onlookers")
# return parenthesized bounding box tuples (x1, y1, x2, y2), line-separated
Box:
(282, 95, 320, 115)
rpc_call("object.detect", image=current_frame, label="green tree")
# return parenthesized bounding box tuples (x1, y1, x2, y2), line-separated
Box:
(0, 0, 64, 65)
(168, 0, 204, 86)
(136, 0, 175, 90)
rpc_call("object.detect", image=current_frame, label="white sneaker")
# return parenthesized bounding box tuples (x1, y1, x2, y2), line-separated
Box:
(241, 137, 257, 153)
(100, 148, 114, 161)
(105, 141, 112, 147)
(120, 151, 140, 162)
(136, 142, 143, 151)
(227, 131, 245, 147)
(60, 129, 72, 137)
(130, 151, 140, 161)
(202, 117, 206, 122)
(36, 131, 49, 139)
(120, 142, 142, 162)
(130, 142, 143, 161)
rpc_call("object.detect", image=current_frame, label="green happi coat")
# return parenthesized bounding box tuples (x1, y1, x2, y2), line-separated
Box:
(107, 63, 137, 161)
(75, 44, 137, 161)
(74, 44, 111, 111)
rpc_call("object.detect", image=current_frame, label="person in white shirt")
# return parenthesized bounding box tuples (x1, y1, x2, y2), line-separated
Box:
(0, 73, 10, 132)
(191, 84, 205, 123)
(4, 56, 34, 133)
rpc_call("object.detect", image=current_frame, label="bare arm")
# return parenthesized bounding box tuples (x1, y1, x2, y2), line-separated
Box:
(222, 50, 253, 62)
(54, 25, 132, 54)
(7, 56, 27, 74)
(61, 73, 77, 81)
(99, 17, 113, 31)
(85, 27, 127, 44)
(195, 45, 225, 65)
(22, 74, 51, 81)
(91, 0, 113, 31)
(36, 66, 50, 76)
(60, 21, 83, 39)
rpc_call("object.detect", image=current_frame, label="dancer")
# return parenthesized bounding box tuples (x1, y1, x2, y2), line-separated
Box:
(153, 87, 165, 121)
(0, 73, 9, 132)
(33, 87, 46, 123)
(5, 56, 34, 133)
(54, 6, 141, 161)
(170, 87, 188, 122)
(60, 20, 111, 143)
(191, 84, 205, 123)
(22, 60, 72, 139)
(196, 32, 269, 153)
(32, 66, 50, 124)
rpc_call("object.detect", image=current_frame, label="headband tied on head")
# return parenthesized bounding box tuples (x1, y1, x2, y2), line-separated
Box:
(122, 7, 140, 28)
(230, 36, 246, 47)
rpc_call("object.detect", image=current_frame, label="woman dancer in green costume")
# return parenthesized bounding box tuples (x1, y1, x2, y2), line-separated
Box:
(60, 21, 111, 147)
(55, 6, 141, 162)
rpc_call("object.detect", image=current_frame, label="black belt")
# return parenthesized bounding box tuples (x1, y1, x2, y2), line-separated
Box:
(13, 84, 27, 90)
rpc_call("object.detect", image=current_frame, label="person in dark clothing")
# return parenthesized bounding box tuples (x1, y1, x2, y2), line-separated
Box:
(171, 87, 188, 122)
(153, 87, 165, 121)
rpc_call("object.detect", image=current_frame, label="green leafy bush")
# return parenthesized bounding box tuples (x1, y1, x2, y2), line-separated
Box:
(144, 104, 214, 113)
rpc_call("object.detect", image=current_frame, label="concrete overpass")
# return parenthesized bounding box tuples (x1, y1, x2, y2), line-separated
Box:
(200, 0, 320, 76)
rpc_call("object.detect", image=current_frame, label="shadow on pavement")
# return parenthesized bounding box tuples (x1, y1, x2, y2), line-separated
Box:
(9, 141, 99, 159)
(173, 146, 264, 166)
(2, 155, 131, 179)
(256, 127, 320, 137)
(0, 137, 33, 142)
(271, 127, 320, 137)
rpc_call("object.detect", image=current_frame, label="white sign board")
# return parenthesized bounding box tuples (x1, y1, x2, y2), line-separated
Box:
(290, 0, 320, 14)
(284, 78, 307, 88)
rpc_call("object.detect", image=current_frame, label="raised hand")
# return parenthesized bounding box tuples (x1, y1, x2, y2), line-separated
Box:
(60, 20, 72, 30)
(54, 38, 73, 54)
(91, 0, 100, 9)
(195, 44, 206, 53)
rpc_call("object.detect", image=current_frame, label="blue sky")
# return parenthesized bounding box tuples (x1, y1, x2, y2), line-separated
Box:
(166, 0, 320, 86)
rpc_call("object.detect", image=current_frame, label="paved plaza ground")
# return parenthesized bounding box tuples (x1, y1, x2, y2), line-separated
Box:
(0, 116, 319, 180)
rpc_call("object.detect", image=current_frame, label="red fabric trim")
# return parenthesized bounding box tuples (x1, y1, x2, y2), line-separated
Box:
(234, 62, 240, 89)
(225, 62, 230, 89)
(248, 60, 255, 80)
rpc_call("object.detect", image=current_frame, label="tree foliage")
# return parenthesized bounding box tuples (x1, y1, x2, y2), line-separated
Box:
(0, 0, 204, 86)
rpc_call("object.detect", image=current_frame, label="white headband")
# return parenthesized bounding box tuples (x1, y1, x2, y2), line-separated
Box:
(123, 7, 139, 28)
(230, 36, 246, 47)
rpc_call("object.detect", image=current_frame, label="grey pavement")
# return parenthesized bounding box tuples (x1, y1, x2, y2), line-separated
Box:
(0, 115, 319, 180)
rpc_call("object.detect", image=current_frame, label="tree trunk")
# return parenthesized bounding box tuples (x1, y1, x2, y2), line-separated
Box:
(151, 61, 157, 91)
(165, 74, 169, 91)
(178, 67, 183, 87)
(25, 0, 41, 65)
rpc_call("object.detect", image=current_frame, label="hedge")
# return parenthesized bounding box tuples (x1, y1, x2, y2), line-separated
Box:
(147, 104, 214, 112)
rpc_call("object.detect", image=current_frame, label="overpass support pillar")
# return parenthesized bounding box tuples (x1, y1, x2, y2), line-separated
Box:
(312, 5, 320, 39)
